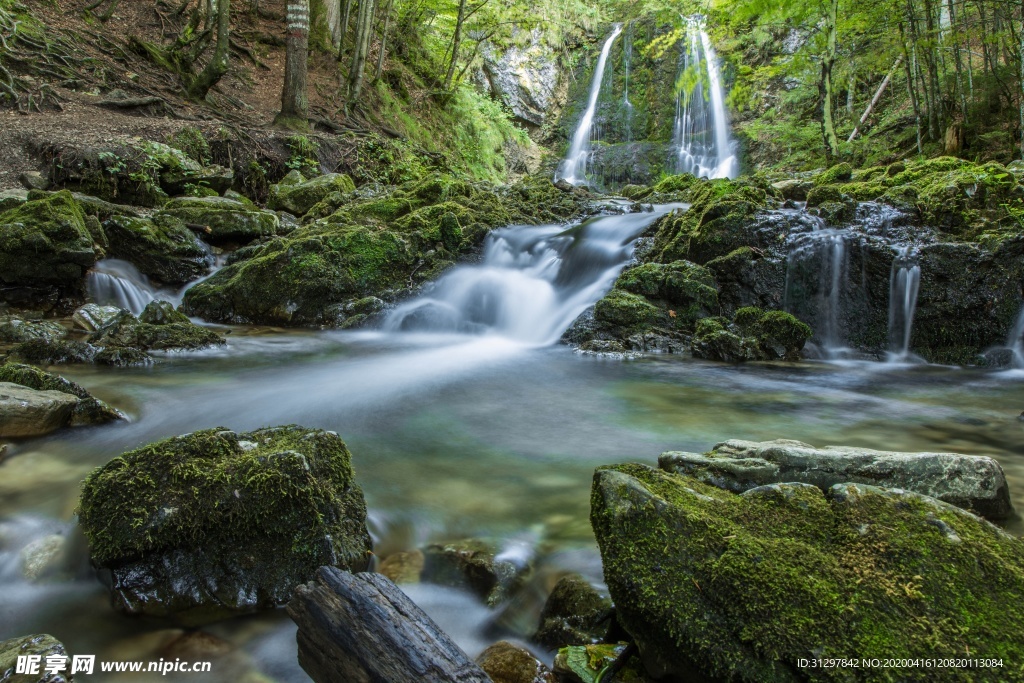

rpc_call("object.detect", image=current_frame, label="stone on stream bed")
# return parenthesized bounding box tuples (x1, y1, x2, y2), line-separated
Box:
(534, 574, 612, 650)
(0, 362, 122, 426)
(590, 463, 1024, 683)
(0, 634, 74, 683)
(78, 426, 372, 624)
(0, 382, 79, 438)
(659, 438, 1014, 520)
(422, 538, 532, 607)
(0, 316, 67, 344)
(87, 302, 224, 352)
(476, 641, 554, 683)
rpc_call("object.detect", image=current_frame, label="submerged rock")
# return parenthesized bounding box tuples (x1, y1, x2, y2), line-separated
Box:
(660, 438, 1013, 520)
(9, 339, 98, 365)
(0, 634, 74, 683)
(534, 574, 611, 650)
(0, 382, 79, 438)
(422, 538, 531, 606)
(89, 302, 224, 351)
(591, 463, 1024, 682)
(78, 426, 372, 624)
(0, 363, 122, 426)
(477, 641, 554, 683)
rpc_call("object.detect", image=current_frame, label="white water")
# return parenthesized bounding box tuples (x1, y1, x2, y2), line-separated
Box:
(554, 25, 623, 185)
(86, 260, 157, 315)
(1007, 307, 1024, 368)
(672, 17, 738, 179)
(887, 246, 921, 362)
(385, 206, 681, 346)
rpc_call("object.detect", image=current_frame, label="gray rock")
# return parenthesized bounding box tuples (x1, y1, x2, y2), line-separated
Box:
(476, 641, 554, 683)
(157, 196, 280, 244)
(770, 178, 812, 201)
(0, 634, 74, 682)
(659, 438, 1013, 519)
(534, 573, 611, 649)
(480, 29, 560, 128)
(0, 317, 67, 344)
(0, 188, 29, 213)
(0, 382, 79, 437)
(267, 173, 355, 217)
(0, 362, 123, 426)
(422, 538, 531, 606)
(19, 171, 50, 191)
(72, 304, 124, 332)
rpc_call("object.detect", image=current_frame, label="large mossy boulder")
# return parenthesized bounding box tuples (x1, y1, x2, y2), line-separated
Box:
(102, 214, 210, 285)
(89, 302, 224, 351)
(0, 362, 122, 426)
(157, 196, 281, 245)
(268, 172, 356, 217)
(78, 426, 373, 624)
(0, 634, 74, 683)
(0, 316, 67, 344)
(591, 463, 1024, 682)
(0, 191, 96, 306)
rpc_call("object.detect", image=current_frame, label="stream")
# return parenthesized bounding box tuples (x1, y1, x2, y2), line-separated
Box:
(2, 207, 1023, 681)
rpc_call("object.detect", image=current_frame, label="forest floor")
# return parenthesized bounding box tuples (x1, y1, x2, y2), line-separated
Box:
(1, 0, 370, 190)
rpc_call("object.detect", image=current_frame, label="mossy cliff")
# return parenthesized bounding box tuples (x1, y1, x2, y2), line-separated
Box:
(78, 426, 372, 625)
(591, 463, 1024, 682)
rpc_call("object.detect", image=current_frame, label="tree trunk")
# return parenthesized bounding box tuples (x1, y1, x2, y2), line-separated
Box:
(899, 20, 924, 155)
(276, 0, 310, 130)
(444, 0, 468, 91)
(188, 0, 231, 99)
(374, 0, 393, 81)
(288, 568, 493, 683)
(346, 0, 375, 105)
(819, 0, 840, 160)
(337, 0, 354, 62)
(848, 56, 902, 142)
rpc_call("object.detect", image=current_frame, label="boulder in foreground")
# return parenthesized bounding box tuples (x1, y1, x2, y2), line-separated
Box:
(0, 634, 74, 683)
(78, 426, 372, 625)
(591, 463, 1024, 682)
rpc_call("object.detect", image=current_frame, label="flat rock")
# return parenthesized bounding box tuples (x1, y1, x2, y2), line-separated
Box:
(0, 382, 78, 438)
(659, 438, 1013, 519)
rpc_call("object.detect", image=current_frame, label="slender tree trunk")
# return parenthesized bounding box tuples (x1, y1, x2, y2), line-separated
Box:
(188, 0, 230, 99)
(819, 0, 840, 160)
(337, 0, 354, 62)
(374, 0, 393, 81)
(346, 0, 375, 105)
(444, 0, 468, 91)
(276, 0, 310, 130)
(1020, 0, 1024, 156)
(848, 56, 903, 142)
(900, 20, 924, 155)
(947, 0, 968, 123)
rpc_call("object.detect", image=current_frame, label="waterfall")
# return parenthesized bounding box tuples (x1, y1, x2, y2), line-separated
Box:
(86, 260, 158, 315)
(1006, 306, 1024, 368)
(621, 23, 634, 142)
(384, 205, 682, 346)
(887, 246, 921, 362)
(783, 218, 852, 358)
(672, 17, 738, 180)
(554, 24, 623, 186)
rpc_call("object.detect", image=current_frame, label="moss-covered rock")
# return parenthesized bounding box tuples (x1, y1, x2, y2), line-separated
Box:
(616, 261, 719, 325)
(157, 196, 281, 245)
(593, 290, 661, 330)
(535, 574, 612, 650)
(591, 463, 1024, 682)
(705, 247, 786, 315)
(553, 643, 650, 683)
(691, 307, 810, 362)
(102, 214, 210, 285)
(0, 362, 122, 426)
(89, 304, 224, 351)
(0, 634, 74, 683)
(78, 426, 372, 624)
(650, 179, 776, 265)
(0, 316, 67, 344)
(812, 162, 853, 186)
(477, 641, 555, 683)
(10, 339, 98, 365)
(0, 191, 96, 305)
(268, 172, 356, 217)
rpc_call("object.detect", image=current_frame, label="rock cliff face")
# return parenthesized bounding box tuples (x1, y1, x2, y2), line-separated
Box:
(479, 29, 562, 129)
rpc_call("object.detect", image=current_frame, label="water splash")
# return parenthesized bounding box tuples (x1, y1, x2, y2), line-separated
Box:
(554, 25, 623, 185)
(672, 16, 738, 179)
(887, 246, 921, 362)
(384, 205, 682, 346)
(1006, 306, 1024, 368)
(86, 260, 157, 314)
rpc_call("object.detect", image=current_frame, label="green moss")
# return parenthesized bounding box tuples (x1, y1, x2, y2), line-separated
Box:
(805, 184, 844, 207)
(158, 197, 280, 244)
(0, 191, 95, 288)
(812, 162, 853, 186)
(268, 173, 356, 217)
(616, 261, 718, 328)
(11, 339, 97, 365)
(167, 127, 211, 165)
(0, 361, 121, 424)
(77, 426, 372, 621)
(594, 290, 660, 330)
(103, 213, 209, 285)
(591, 464, 1024, 682)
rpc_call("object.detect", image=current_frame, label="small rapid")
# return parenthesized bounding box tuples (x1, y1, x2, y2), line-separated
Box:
(887, 246, 921, 362)
(384, 205, 682, 346)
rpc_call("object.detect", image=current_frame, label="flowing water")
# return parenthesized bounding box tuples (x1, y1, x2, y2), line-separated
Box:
(1008, 307, 1024, 369)
(671, 16, 738, 179)
(86, 260, 158, 315)
(554, 25, 623, 185)
(3, 207, 1024, 682)
(887, 246, 921, 362)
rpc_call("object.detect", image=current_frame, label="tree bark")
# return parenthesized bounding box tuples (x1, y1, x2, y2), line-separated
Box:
(819, 0, 840, 160)
(337, 0, 354, 62)
(287, 568, 493, 683)
(188, 0, 231, 99)
(374, 0, 393, 81)
(276, 0, 310, 130)
(444, 0, 468, 91)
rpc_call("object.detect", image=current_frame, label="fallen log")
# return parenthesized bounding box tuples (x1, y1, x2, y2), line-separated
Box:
(288, 567, 493, 683)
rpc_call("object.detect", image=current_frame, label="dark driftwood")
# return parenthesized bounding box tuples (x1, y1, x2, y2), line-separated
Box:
(287, 567, 493, 683)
